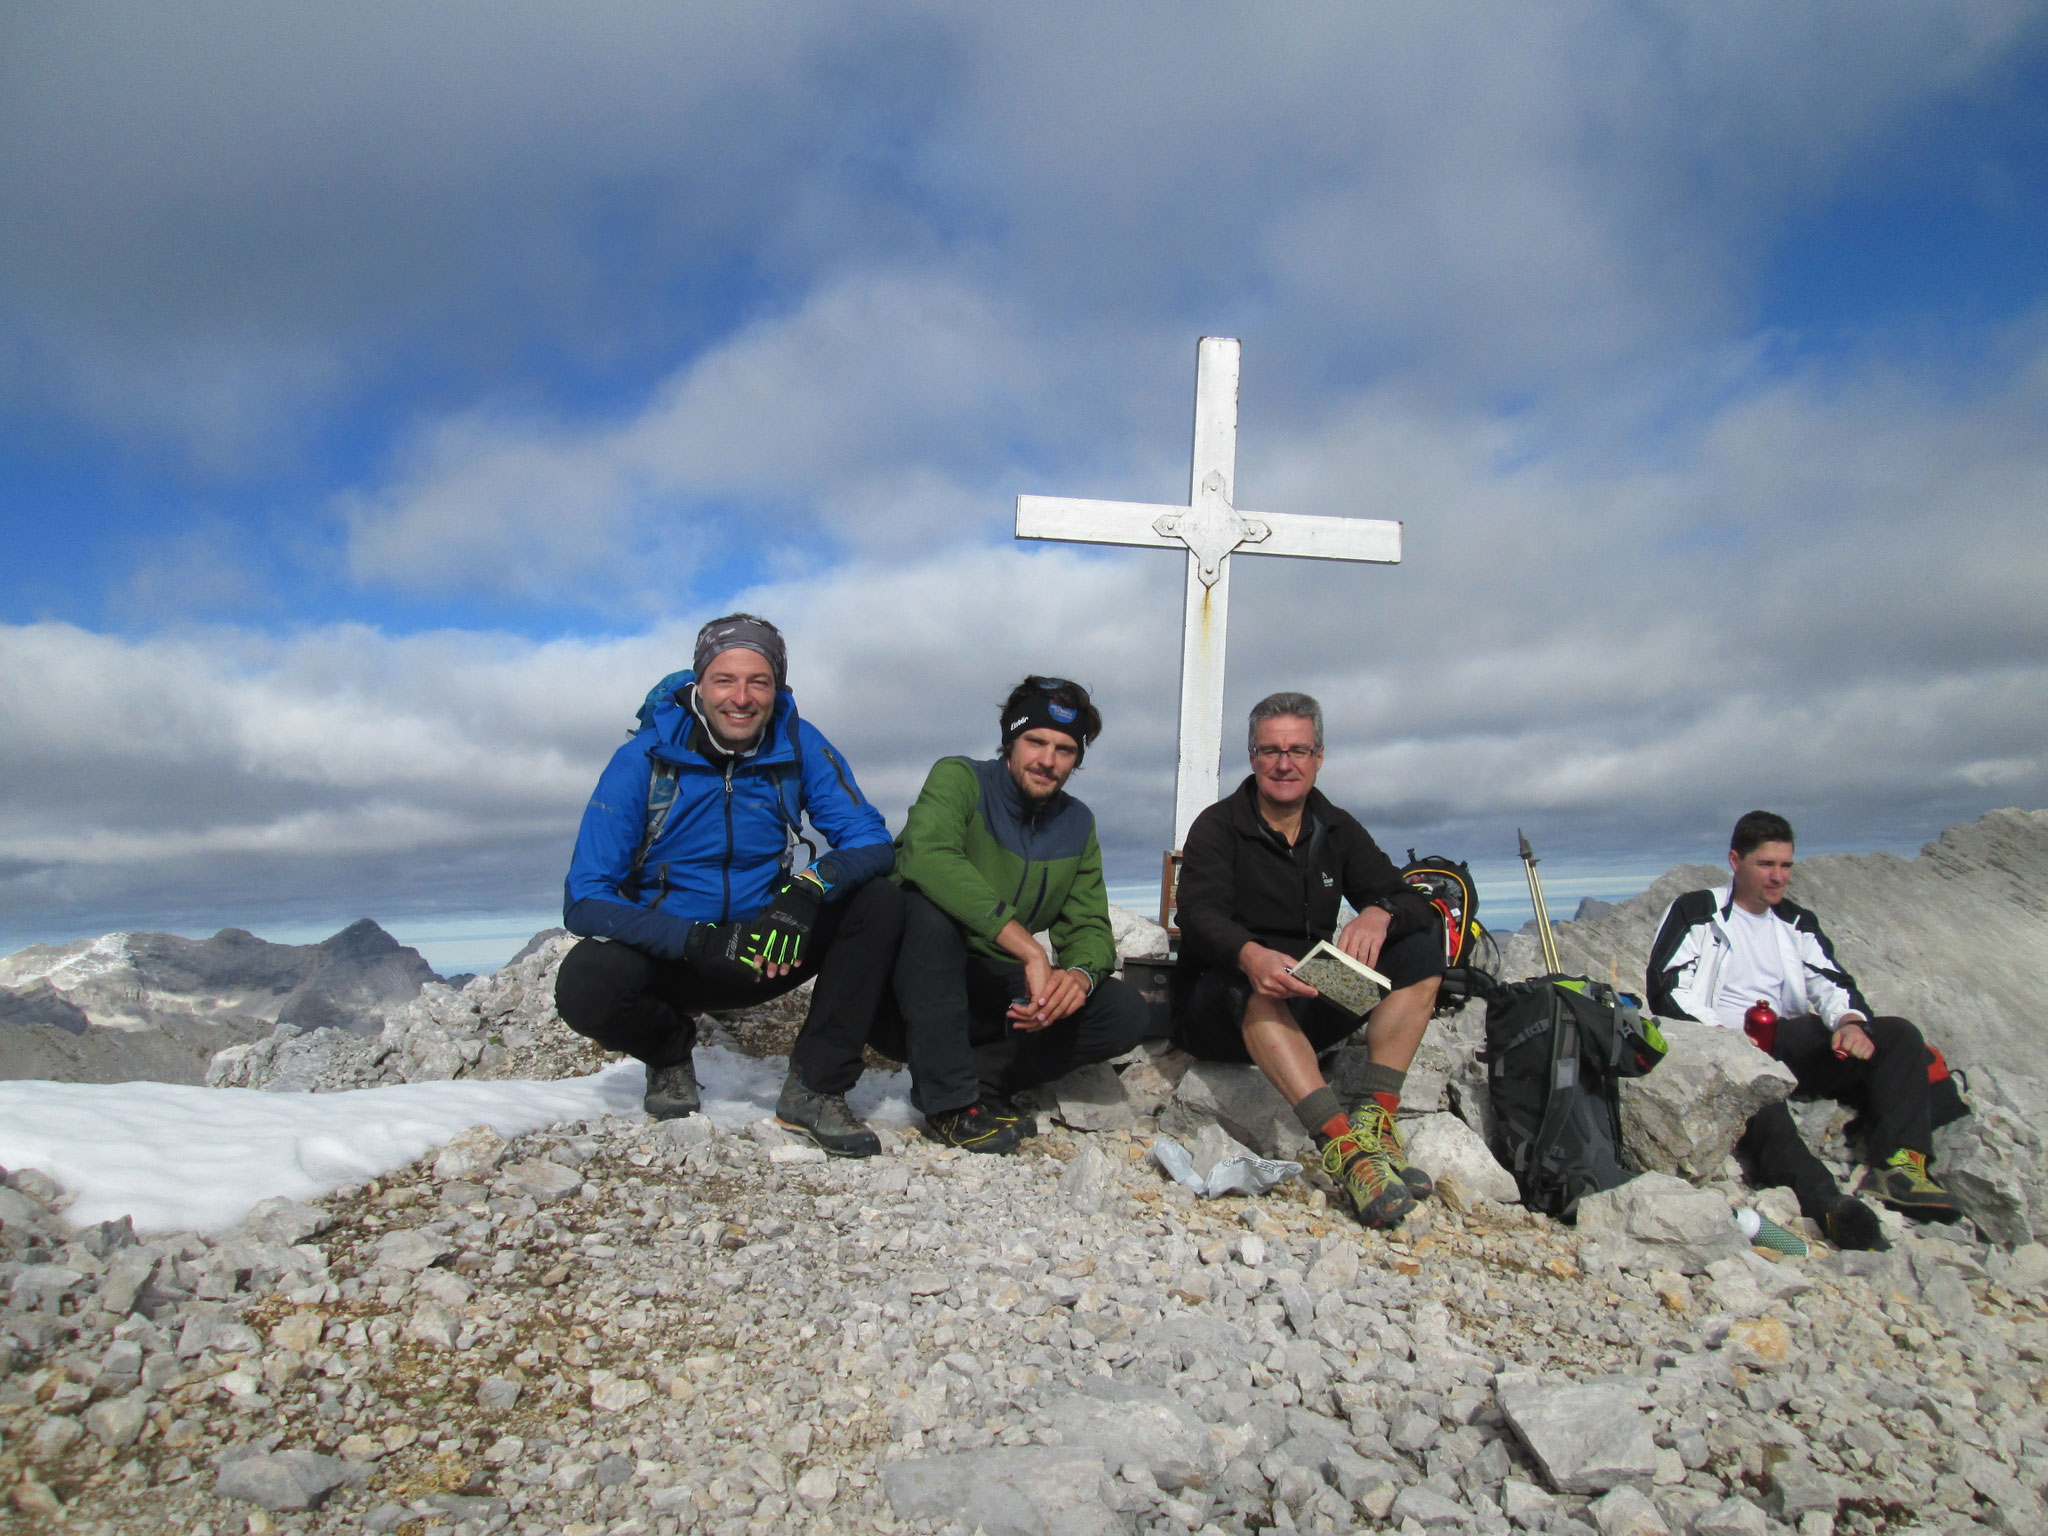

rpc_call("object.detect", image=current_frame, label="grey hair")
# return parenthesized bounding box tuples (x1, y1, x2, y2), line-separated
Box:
(1247, 691, 1324, 755)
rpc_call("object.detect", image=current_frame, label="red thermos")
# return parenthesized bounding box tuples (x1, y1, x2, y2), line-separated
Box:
(1743, 999, 1779, 1053)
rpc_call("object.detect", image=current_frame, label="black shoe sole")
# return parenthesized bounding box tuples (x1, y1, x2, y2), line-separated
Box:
(644, 1097, 701, 1121)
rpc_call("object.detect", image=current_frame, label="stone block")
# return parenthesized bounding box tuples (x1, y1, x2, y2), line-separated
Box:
(1059, 1145, 1115, 1213)
(500, 1159, 581, 1204)
(1691, 1496, 1769, 1536)
(1160, 1061, 1309, 1160)
(1592, 1485, 1669, 1536)
(1051, 1063, 1138, 1133)
(1497, 1373, 1658, 1494)
(882, 1445, 1123, 1536)
(215, 1447, 368, 1511)
(1401, 1112, 1520, 1208)
(432, 1125, 509, 1182)
(1618, 1019, 1794, 1179)
(239, 1198, 333, 1247)
(375, 1229, 455, 1273)
(1048, 1383, 1218, 1490)
(1575, 1174, 1745, 1275)
(1766, 1458, 1841, 1519)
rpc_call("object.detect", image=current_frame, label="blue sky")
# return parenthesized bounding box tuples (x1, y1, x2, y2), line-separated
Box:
(3, 3, 2046, 973)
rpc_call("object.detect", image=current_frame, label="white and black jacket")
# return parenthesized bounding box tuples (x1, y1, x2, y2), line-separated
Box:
(1645, 884, 1871, 1030)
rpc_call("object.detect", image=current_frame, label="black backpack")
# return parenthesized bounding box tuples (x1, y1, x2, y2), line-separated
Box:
(1473, 974, 1667, 1219)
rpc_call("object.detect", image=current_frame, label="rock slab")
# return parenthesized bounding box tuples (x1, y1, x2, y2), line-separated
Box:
(1575, 1172, 1746, 1275)
(1618, 1018, 1795, 1178)
(882, 1445, 1124, 1536)
(1496, 1373, 1659, 1494)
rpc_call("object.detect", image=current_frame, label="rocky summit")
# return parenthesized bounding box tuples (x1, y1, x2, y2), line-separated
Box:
(3, 808, 2047, 1534)
(3, 1087, 2047, 1536)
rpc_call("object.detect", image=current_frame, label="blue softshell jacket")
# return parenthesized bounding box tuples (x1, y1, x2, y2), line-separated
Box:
(561, 677, 893, 959)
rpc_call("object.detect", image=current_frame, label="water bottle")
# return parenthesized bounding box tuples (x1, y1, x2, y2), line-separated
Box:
(1742, 999, 1778, 1054)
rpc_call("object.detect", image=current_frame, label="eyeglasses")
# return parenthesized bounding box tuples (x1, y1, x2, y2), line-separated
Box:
(1252, 745, 1321, 763)
(1026, 675, 1078, 693)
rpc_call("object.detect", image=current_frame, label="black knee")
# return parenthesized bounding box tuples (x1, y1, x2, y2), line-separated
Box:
(1091, 977, 1151, 1058)
(554, 938, 651, 1039)
(1863, 1014, 1923, 1056)
(899, 888, 969, 961)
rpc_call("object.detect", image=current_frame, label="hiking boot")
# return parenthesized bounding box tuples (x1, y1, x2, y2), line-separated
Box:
(1349, 1103, 1433, 1202)
(982, 1092, 1040, 1140)
(775, 1072, 881, 1158)
(1869, 1149, 1961, 1222)
(923, 1102, 1024, 1155)
(1823, 1197, 1889, 1252)
(643, 1058, 701, 1120)
(1321, 1123, 1416, 1229)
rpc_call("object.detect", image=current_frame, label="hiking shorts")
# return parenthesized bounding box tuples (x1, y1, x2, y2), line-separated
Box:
(1173, 927, 1444, 1064)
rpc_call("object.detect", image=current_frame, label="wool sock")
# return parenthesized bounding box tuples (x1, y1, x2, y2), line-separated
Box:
(1293, 1086, 1350, 1143)
(1357, 1062, 1407, 1119)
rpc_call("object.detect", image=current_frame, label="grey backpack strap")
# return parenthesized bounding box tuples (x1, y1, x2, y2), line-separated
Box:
(626, 761, 682, 896)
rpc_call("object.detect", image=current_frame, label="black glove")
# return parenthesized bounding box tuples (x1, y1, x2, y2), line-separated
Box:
(741, 871, 826, 971)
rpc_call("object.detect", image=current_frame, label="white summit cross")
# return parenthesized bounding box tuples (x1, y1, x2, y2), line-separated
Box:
(1015, 337, 1402, 848)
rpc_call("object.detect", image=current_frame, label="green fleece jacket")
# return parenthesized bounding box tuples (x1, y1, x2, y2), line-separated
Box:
(892, 755, 1118, 985)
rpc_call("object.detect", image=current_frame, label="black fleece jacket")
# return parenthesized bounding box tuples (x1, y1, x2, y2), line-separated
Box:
(1175, 776, 1434, 969)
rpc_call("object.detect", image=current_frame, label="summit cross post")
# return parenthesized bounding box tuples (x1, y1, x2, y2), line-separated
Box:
(1014, 337, 1403, 852)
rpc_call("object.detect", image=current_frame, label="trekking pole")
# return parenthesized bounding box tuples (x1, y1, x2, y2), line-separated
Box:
(1518, 829, 1563, 975)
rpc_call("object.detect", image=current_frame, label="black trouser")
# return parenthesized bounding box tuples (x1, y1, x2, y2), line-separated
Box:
(1171, 928, 1446, 1064)
(553, 878, 905, 1095)
(874, 890, 1149, 1116)
(1734, 1013, 1932, 1218)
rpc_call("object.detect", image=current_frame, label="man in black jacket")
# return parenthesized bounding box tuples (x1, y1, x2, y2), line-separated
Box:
(1173, 692, 1442, 1228)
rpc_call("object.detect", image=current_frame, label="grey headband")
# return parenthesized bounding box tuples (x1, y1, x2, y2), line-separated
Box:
(693, 614, 786, 690)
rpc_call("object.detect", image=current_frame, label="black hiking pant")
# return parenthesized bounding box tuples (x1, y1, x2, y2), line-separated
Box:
(873, 890, 1149, 1116)
(554, 878, 905, 1095)
(1735, 1013, 1933, 1218)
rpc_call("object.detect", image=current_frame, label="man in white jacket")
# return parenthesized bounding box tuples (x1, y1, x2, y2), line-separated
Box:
(1646, 810, 1959, 1249)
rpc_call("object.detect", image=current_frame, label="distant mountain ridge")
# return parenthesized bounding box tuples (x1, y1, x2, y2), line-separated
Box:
(0, 919, 438, 1084)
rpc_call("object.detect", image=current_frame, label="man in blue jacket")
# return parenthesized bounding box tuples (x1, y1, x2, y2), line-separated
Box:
(555, 614, 902, 1156)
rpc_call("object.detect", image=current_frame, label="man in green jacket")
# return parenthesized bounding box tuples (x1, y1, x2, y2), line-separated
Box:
(886, 676, 1149, 1153)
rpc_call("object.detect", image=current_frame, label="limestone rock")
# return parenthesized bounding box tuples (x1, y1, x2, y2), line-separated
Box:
(1117, 1049, 1192, 1116)
(375, 1229, 455, 1273)
(1060, 1145, 1115, 1213)
(1160, 1061, 1309, 1160)
(1618, 1018, 1795, 1179)
(882, 1445, 1123, 1536)
(433, 1125, 509, 1182)
(215, 1446, 368, 1511)
(1574, 1173, 1746, 1275)
(502, 1159, 582, 1204)
(239, 1197, 332, 1247)
(1496, 1373, 1658, 1494)
(1591, 1485, 1669, 1536)
(1051, 1063, 1138, 1133)
(1692, 1497, 1769, 1536)
(1047, 1383, 1217, 1491)
(1401, 1111, 1520, 1208)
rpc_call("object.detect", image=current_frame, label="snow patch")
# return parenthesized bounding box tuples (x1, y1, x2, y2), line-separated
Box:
(0, 1047, 919, 1234)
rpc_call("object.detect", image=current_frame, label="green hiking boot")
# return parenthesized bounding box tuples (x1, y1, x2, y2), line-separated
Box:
(923, 1102, 1024, 1155)
(775, 1071, 881, 1158)
(1321, 1119, 1416, 1229)
(1349, 1103, 1433, 1202)
(643, 1057, 701, 1120)
(1870, 1148, 1960, 1222)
